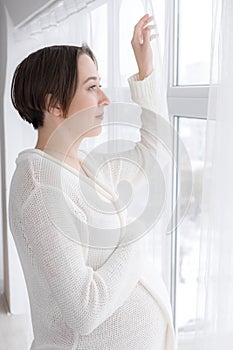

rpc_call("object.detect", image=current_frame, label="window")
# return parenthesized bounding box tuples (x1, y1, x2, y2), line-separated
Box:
(168, 0, 213, 348)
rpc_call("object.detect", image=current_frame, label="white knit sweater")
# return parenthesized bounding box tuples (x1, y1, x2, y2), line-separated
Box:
(9, 71, 175, 350)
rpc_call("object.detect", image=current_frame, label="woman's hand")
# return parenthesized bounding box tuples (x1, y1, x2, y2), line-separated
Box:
(131, 14, 157, 80)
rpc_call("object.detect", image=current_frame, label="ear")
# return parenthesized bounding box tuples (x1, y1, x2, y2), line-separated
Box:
(45, 94, 63, 118)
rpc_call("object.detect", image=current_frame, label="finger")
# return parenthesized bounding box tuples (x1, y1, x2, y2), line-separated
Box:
(143, 28, 151, 44)
(131, 35, 143, 46)
(150, 33, 159, 41)
(134, 14, 153, 32)
(145, 16, 154, 25)
(131, 27, 143, 45)
(134, 19, 155, 42)
(142, 24, 157, 44)
(132, 14, 154, 45)
(144, 24, 157, 31)
(137, 13, 150, 25)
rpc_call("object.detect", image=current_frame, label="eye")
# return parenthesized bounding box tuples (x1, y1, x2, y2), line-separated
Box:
(88, 84, 102, 91)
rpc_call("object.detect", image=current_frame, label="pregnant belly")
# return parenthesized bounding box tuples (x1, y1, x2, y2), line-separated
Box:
(77, 281, 168, 350)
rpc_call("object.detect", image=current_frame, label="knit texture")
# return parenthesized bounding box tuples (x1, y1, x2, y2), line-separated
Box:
(9, 71, 174, 350)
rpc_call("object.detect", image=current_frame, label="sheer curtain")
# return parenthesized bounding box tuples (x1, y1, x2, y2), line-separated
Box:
(194, 0, 233, 347)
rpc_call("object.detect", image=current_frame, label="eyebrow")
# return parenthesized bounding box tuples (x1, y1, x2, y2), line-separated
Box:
(82, 76, 101, 85)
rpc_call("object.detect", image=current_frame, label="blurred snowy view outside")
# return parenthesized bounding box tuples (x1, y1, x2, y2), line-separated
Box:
(177, 117, 207, 333)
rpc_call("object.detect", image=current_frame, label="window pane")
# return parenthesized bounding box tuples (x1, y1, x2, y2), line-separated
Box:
(177, 0, 212, 86)
(176, 117, 207, 339)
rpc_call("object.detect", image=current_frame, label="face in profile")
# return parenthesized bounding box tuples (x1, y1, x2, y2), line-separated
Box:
(36, 52, 111, 154)
(65, 54, 110, 139)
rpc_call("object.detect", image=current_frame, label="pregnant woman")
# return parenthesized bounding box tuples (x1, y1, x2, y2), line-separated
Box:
(9, 14, 175, 350)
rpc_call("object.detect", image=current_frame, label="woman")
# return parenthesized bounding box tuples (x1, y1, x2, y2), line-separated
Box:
(9, 14, 175, 350)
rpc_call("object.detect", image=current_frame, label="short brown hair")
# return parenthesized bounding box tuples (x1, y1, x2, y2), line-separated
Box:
(11, 44, 97, 130)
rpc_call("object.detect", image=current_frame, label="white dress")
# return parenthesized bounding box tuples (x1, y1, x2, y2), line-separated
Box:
(8, 71, 175, 350)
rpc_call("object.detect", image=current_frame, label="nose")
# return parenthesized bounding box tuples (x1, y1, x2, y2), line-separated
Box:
(99, 88, 110, 106)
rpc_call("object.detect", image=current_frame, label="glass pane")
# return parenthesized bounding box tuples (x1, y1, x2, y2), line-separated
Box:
(177, 0, 212, 85)
(176, 117, 207, 338)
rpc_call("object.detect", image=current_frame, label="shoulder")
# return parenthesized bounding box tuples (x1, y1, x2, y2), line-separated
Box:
(9, 149, 74, 209)
(9, 152, 38, 206)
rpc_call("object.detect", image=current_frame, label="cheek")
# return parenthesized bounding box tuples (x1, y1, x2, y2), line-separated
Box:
(81, 94, 97, 107)
(68, 93, 97, 116)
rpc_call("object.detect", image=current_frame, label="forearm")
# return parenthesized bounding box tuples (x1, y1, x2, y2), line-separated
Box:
(128, 70, 169, 119)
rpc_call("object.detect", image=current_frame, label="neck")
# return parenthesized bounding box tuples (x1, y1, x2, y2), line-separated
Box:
(35, 133, 82, 160)
(35, 115, 83, 160)
(35, 144, 79, 159)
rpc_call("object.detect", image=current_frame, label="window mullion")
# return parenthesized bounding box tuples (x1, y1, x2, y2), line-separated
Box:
(168, 96, 209, 118)
(170, 115, 179, 332)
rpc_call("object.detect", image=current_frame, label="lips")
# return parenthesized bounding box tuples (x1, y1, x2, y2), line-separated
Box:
(96, 114, 104, 120)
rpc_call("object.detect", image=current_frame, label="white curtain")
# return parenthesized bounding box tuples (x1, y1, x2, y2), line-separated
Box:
(194, 0, 233, 347)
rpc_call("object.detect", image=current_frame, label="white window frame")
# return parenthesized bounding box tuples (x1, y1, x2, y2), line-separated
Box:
(167, 0, 210, 346)
(167, 0, 209, 119)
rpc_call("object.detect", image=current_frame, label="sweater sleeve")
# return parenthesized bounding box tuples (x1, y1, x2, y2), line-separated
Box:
(128, 70, 169, 118)
(20, 184, 147, 336)
(90, 70, 170, 189)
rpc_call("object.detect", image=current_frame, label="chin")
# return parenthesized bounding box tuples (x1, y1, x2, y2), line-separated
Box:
(86, 125, 102, 138)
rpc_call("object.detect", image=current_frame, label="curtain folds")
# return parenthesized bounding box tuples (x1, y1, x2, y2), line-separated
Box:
(194, 0, 233, 347)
